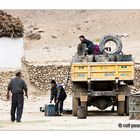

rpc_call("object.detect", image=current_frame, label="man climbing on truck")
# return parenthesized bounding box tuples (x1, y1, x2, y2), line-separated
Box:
(79, 35, 95, 55)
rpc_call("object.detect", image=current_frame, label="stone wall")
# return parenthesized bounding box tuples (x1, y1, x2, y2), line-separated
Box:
(1, 63, 140, 99)
(134, 65, 140, 91)
(22, 59, 73, 94)
(0, 70, 20, 99)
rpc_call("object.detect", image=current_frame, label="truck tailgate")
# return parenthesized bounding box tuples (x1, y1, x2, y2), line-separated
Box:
(71, 62, 134, 81)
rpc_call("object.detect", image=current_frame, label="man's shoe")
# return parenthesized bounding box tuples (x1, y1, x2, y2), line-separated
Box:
(11, 120, 15, 123)
(60, 113, 63, 116)
(16, 120, 21, 123)
(55, 113, 58, 116)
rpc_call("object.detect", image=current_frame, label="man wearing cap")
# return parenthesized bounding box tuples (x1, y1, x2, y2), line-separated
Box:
(50, 80, 67, 116)
(7, 71, 28, 122)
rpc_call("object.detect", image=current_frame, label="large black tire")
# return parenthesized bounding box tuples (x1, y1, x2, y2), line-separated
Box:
(72, 96, 79, 116)
(99, 35, 123, 55)
(117, 101, 125, 116)
(72, 82, 88, 116)
(125, 96, 129, 116)
(118, 85, 131, 116)
(81, 101, 88, 116)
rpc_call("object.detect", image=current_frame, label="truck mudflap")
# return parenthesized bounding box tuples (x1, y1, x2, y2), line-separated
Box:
(118, 94, 125, 101)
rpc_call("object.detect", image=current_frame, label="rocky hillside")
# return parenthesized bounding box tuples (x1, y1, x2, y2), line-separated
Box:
(4, 10, 140, 50)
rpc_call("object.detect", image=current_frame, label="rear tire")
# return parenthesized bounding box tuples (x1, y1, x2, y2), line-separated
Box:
(81, 101, 88, 116)
(125, 96, 129, 116)
(117, 85, 131, 116)
(72, 96, 79, 116)
(72, 82, 87, 116)
(117, 101, 125, 116)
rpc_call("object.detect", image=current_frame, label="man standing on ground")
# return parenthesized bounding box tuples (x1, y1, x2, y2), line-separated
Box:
(79, 35, 95, 55)
(50, 80, 67, 116)
(7, 71, 28, 123)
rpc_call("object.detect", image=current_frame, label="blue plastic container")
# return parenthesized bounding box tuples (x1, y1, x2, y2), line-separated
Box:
(45, 104, 56, 116)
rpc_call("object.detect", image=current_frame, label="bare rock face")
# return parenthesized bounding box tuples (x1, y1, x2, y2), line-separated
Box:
(25, 25, 45, 40)
(0, 10, 24, 38)
(25, 30, 41, 40)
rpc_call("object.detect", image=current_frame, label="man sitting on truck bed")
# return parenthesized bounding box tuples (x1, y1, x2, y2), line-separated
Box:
(79, 35, 95, 55)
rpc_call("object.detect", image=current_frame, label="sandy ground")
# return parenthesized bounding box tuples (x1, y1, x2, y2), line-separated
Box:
(1, 95, 140, 130)
(24, 41, 140, 64)
(1, 112, 140, 130)
(0, 94, 72, 112)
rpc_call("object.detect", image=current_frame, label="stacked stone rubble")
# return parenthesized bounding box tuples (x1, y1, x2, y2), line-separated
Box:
(0, 70, 20, 99)
(22, 60, 73, 94)
(134, 65, 140, 91)
(0, 10, 24, 38)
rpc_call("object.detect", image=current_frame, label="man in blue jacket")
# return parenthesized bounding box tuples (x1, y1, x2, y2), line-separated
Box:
(79, 35, 95, 55)
(50, 80, 67, 116)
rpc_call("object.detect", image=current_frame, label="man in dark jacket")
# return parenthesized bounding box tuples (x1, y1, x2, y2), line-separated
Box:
(79, 35, 95, 55)
(50, 80, 67, 116)
(7, 71, 28, 122)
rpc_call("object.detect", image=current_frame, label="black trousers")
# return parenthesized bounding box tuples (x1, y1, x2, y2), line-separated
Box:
(55, 100, 64, 114)
(11, 94, 24, 121)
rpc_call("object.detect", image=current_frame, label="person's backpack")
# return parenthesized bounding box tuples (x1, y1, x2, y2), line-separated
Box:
(93, 44, 101, 55)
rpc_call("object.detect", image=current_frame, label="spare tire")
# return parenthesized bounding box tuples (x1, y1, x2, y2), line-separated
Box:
(99, 35, 123, 55)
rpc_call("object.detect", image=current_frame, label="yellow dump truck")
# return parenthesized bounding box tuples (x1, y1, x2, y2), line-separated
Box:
(71, 35, 135, 116)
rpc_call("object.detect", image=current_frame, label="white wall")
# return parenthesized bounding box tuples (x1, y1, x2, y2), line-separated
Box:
(0, 38, 24, 69)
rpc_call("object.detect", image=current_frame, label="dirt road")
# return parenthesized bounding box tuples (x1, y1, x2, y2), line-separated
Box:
(1, 112, 140, 130)
(0, 95, 140, 130)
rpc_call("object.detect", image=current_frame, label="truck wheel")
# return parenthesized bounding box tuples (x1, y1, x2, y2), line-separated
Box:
(119, 86, 131, 116)
(81, 101, 88, 116)
(117, 101, 125, 116)
(125, 96, 129, 116)
(72, 96, 79, 116)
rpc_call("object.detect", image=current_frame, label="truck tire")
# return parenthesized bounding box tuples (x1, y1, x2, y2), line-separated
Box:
(125, 86, 131, 115)
(99, 35, 123, 55)
(81, 101, 87, 116)
(125, 96, 129, 116)
(72, 82, 88, 116)
(118, 85, 131, 115)
(117, 101, 125, 116)
(72, 96, 79, 116)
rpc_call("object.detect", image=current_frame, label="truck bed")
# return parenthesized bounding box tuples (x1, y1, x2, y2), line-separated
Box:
(71, 61, 135, 81)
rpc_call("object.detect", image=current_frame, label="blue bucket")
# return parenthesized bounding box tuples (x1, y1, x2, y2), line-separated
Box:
(45, 104, 56, 116)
